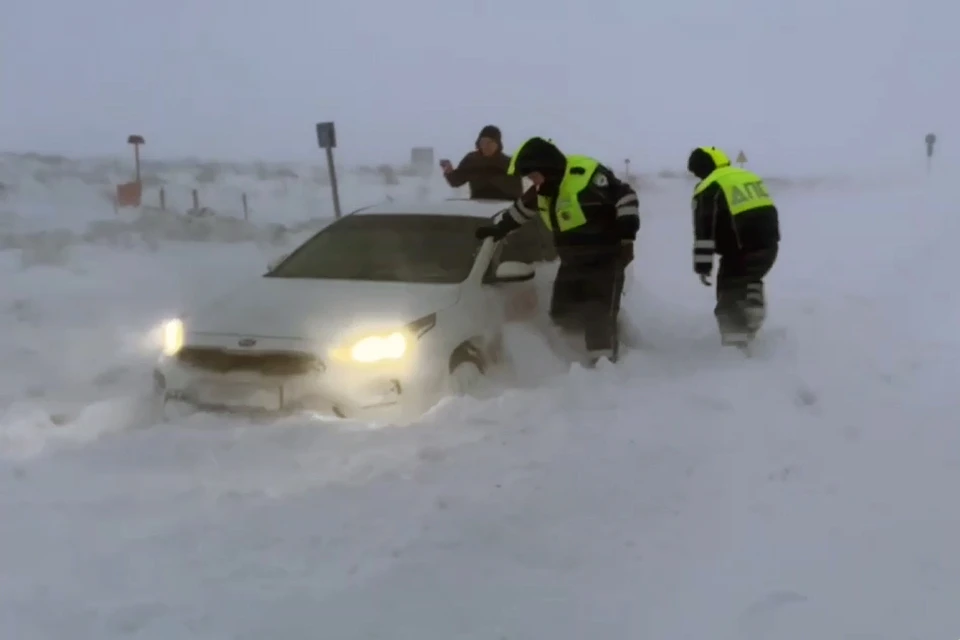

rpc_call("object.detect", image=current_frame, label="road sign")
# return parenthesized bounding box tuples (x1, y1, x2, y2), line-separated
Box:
(115, 181, 142, 208)
(410, 147, 434, 166)
(410, 147, 435, 178)
(736, 150, 747, 166)
(316, 122, 337, 149)
(126, 134, 146, 183)
(925, 133, 938, 174)
(314, 121, 342, 218)
(925, 133, 936, 158)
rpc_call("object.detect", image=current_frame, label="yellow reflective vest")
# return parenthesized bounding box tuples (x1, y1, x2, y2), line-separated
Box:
(536, 155, 599, 232)
(693, 166, 774, 216)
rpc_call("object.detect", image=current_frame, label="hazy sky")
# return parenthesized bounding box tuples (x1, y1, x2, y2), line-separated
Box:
(2, 0, 957, 172)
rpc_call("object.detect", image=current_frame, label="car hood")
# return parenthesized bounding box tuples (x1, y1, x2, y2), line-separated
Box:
(187, 277, 461, 343)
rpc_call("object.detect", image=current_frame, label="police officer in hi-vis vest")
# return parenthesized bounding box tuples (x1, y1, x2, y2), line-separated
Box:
(687, 146, 780, 348)
(474, 137, 640, 364)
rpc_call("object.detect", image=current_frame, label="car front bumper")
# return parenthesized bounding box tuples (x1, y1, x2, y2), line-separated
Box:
(153, 356, 446, 422)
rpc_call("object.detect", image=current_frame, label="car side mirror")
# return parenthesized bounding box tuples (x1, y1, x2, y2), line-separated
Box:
(492, 261, 535, 283)
(267, 252, 289, 271)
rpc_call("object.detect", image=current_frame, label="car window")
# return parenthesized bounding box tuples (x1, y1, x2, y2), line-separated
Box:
(266, 214, 489, 284)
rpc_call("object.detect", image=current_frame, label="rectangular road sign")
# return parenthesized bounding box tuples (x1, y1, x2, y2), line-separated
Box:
(316, 122, 337, 149)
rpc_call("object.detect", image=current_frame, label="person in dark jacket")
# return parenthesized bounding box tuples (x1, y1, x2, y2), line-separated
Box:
(687, 146, 780, 348)
(442, 125, 556, 262)
(440, 125, 522, 200)
(474, 136, 641, 364)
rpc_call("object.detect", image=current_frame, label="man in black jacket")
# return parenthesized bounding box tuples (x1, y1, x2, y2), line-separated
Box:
(442, 125, 556, 262)
(474, 137, 640, 364)
(687, 146, 780, 347)
(440, 125, 521, 200)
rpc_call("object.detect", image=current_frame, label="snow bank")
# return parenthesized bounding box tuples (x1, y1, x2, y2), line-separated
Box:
(0, 152, 462, 229)
(0, 151, 891, 234)
(0, 169, 927, 462)
(0, 209, 333, 268)
(0, 163, 958, 639)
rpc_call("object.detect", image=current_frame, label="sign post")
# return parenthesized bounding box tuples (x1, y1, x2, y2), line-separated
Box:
(925, 133, 937, 173)
(127, 134, 145, 183)
(316, 121, 342, 218)
(116, 134, 146, 209)
(410, 147, 435, 178)
(735, 150, 747, 167)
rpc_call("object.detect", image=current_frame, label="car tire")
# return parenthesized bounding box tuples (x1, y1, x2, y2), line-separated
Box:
(159, 397, 198, 423)
(448, 360, 483, 396)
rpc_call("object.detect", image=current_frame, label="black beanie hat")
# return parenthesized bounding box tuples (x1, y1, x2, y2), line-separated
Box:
(476, 125, 503, 150)
(687, 147, 717, 180)
(511, 137, 566, 179)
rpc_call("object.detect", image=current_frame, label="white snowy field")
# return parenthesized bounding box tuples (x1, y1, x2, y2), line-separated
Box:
(0, 152, 460, 233)
(1, 157, 958, 639)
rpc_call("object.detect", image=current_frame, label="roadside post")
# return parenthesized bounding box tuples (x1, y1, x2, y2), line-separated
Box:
(316, 122, 342, 218)
(925, 133, 937, 173)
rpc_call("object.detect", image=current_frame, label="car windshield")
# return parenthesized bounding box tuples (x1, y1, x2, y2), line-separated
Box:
(265, 213, 490, 284)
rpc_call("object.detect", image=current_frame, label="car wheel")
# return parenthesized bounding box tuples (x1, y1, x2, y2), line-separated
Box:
(160, 397, 198, 423)
(448, 360, 483, 395)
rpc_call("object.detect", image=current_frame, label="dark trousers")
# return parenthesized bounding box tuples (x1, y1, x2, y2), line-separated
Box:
(715, 245, 778, 343)
(550, 256, 626, 358)
(533, 216, 559, 261)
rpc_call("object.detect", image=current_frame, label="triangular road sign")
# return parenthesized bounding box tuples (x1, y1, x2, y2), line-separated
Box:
(736, 150, 748, 165)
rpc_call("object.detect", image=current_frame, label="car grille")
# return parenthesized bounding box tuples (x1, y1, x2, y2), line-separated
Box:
(175, 347, 323, 376)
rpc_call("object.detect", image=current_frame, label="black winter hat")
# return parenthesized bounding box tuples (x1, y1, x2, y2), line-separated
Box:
(476, 125, 503, 149)
(687, 146, 731, 180)
(510, 136, 566, 179)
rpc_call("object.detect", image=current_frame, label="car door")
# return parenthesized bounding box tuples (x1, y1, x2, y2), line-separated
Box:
(453, 239, 507, 368)
(459, 235, 541, 369)
(494, 235, 541, 323)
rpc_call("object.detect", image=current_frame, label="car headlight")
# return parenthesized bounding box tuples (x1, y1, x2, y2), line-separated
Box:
(162, 318, 184, 356)
(331, 313, 436, 364)
(349, 332, 408, 363)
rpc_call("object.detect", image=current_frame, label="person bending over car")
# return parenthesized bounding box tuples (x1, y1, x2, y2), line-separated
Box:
(474, 136, 640, 365)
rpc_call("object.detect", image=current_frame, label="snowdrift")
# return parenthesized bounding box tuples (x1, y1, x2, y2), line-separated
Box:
(0, 153, 958, 638)
(0, 151, 884, 229)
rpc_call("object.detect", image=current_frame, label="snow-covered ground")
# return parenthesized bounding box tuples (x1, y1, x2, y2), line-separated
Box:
(0, 153, 452, 228)
(1, 155, 957, 639)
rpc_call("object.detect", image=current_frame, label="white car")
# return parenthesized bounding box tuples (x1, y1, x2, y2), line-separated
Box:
(153, 198, 548, 422)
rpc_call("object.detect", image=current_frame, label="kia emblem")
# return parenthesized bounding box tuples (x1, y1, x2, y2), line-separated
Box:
(238, 338, 256, 347)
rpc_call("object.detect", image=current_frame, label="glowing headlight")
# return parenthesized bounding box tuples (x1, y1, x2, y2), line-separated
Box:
(330, 314, 436, 364)
(162, 319, 184, 356)
(347, 332, 408, 363)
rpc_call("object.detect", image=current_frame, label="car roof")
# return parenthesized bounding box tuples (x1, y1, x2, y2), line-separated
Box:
(348, 198, 511, 219)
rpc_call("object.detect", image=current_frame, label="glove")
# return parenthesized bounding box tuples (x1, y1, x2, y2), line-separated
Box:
(619, 239, 634, 267)
(475, 226, 507, 241)
(694, 260, 712, 286)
